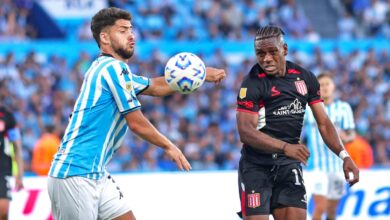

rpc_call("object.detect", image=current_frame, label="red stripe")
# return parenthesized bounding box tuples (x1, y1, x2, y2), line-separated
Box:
(241, 190, 246, 216)
(237, 108, 258, 115)
(309, 99, 323, 105)
(258, 73, 266, 78)
(288, 69, 301, 74)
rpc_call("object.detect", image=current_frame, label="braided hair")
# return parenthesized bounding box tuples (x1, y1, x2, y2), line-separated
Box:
(255, 25, 285, 41)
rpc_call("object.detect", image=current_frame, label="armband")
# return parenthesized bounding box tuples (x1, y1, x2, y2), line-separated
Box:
(338, 150, 350, 160)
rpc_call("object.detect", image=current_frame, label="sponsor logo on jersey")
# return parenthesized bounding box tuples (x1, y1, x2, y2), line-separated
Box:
(295, 80, 307, 95)
(271, 86, 281, 97)
(248, 192, 261, 208)
(273, 98, 305, 115)
(239, 88, 247, 99)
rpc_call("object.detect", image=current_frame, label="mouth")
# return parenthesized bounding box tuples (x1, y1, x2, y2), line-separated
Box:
(264, 66, 276, 72)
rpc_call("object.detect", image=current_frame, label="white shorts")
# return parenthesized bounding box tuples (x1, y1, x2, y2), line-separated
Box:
(48, 174, 131, 220)
(311, 172, 346, 200)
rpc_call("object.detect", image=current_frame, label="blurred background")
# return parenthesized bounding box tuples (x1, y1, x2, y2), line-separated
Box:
(0, 0, 389, 219)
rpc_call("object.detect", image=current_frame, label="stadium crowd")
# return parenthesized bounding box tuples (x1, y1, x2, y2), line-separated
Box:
(0, 0, 389, 175)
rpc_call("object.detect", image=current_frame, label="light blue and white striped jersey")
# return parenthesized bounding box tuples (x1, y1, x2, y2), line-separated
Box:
(304, 100, 355, 172)
(49, 55, 150, 180)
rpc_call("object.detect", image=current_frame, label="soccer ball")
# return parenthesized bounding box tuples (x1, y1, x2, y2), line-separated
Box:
(164, 52, 206, 94)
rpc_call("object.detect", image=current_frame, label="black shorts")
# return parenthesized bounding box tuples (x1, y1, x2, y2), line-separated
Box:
(237, 160, 306, 217)
(0, 175, 11, 200)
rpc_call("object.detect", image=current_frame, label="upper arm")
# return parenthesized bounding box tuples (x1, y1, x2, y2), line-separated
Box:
(306, 71, 322, 105)
(309, 102, 329, 127)
(103, 62, 142, 114)
(236, 77, 263, 133)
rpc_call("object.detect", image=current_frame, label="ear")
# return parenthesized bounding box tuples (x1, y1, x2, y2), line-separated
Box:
(100, 32, 110, 46)
(283, 43, 288, 56)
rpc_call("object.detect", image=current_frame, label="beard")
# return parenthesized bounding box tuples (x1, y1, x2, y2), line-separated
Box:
(115, 47, 134, 60)
(112, 41, 134, 60)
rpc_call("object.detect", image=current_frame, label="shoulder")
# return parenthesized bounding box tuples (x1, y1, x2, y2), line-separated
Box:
(243, 63, 268, 83)
(286, 61, 315, 77)
(100, 58, 132, 77)
(335, 100, 353, 110)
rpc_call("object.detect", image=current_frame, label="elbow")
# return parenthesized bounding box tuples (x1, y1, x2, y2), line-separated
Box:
(128, 122, 142, 134)
(238, 129, 251, 145)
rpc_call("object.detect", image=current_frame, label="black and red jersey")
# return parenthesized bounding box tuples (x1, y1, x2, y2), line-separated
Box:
(237, 61, 322, 165)
(0, 106, 17, 176)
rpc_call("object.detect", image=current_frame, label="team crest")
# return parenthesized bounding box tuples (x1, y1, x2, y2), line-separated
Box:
(295, 80, 307, 95)
(239, 88, 247, 99)
(248, 192, 260, 208)
(125, 82, 132, 91)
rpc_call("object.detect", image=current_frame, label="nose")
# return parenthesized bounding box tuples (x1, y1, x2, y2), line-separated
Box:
(129, 32, 135, 41)
(264, 53, 273, 62)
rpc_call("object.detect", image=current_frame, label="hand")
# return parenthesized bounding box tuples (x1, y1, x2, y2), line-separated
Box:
(15, 175, 24, 191)
(343, 157, 359, 186)
(205, 67, 226, 83)
(283, 143, 310, 165)
(165, 145, 192, 171)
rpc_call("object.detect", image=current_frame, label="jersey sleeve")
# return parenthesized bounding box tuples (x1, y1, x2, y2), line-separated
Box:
(340, 102, 355, 130)
(132, 74, 150, 95)
(236, 77, 263, 114)
(306, 71, 322, 105)
(102, 61, 141, 114)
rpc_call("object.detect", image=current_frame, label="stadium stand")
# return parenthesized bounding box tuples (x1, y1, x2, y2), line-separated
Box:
(0, 0, 389, 174)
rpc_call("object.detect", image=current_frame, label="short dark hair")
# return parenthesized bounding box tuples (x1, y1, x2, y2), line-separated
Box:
(255, 25, 285, 41)
(91, 7, 132, 47)
(317, 71, 333, 80)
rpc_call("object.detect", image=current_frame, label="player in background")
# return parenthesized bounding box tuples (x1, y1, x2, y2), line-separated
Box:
(0, 105, 24, 220)
(235, 25, 359, 220)
(304, 72, 356, 220)
(47, 7, 226, 220)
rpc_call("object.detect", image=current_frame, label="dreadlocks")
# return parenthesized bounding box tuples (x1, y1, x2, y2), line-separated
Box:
(255, 25, 285, 41)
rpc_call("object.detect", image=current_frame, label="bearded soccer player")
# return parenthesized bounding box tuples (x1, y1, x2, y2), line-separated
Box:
(235, 25, 359, 220)
(47, 7, 226, 220)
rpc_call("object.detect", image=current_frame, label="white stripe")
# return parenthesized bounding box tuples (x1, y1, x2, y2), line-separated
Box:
(103, 63, 132, 112)
(103, 121, 127, 168)
(52, 60, 114, 177)
(328, 104, 336, 172)
(256, 107, 266, 129)
(97, 113, 121, 173)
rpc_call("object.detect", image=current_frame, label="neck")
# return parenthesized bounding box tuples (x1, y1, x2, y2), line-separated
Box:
(275, 65, 286, 77)
(101, 48, 127, 62)
(323, 96, 334, 105)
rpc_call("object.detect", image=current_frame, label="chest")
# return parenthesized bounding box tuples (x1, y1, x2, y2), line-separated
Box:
(261, 76, 309, 109)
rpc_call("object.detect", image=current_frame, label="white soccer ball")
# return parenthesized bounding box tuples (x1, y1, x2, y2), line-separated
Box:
(164, 52, 206, 94)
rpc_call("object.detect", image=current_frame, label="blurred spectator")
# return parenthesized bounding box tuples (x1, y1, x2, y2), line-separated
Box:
(0, 0, 35, 40)
(345, 135, 374, 169)
(31, 124, 61, 176)
(0, 0, 389, 173)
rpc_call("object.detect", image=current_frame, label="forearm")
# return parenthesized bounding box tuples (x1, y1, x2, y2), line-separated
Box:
(239, 129, 286, 153)
(318, 119, 345, 155)
(126, 111, 174, 150)
(13, 140, 24, 177)
(142, 77, 176, 97)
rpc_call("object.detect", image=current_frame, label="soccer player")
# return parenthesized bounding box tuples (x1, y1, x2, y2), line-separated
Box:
(0, 105, 24, 220)
(235, 25, 359, 220)
(47, 7, 226, 220)
(304, 73, 356, 220)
